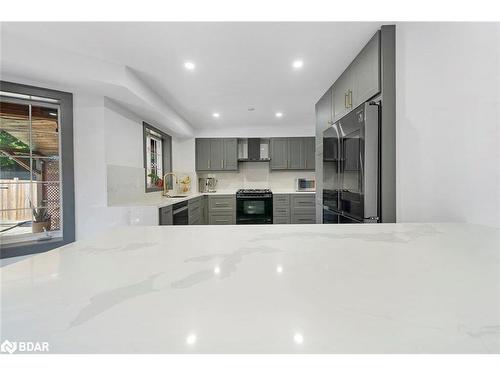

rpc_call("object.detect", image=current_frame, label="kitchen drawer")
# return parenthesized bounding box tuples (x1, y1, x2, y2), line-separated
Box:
(273, 194, 290, 206)
(189, 214, 202, 225)
(188, 196, 202, 206)
(208, 195, 235, 213)
(209, 214, 235, 225)
(273, 206, 290, 217)
(273, 216, 291, 224)
(291, 194, 315, 209)
(291, 213, 316, 224)
(159, 206, 173, 225)
(188, 202, 201, 217)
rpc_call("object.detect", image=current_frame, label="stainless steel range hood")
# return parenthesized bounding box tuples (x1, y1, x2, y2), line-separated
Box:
(237, 138, 270, 161)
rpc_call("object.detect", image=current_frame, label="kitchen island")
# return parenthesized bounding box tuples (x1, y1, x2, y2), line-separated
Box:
(1, 223, 499, 353)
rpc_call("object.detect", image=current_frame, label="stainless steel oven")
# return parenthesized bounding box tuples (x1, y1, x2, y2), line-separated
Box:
(236, 189, 273, 224)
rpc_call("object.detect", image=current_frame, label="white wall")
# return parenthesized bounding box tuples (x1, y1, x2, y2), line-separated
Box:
(396, 22, 500, 227)
(73, 95, 158, 239)
(195, 124, 314, 138)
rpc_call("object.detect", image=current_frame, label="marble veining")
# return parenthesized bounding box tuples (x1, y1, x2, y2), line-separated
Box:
(1, 223, 499, 353)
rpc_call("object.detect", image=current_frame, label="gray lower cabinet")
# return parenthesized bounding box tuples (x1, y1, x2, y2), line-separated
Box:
(188, 196, 202, 225)
(195, 138, 238, 171)
(273, 193, 316, 224)
(273, 216, 290, 224)
(159, 206, 173, 225)
(290, 194, 316, 224)
(201, 195, 208, 225)
(159, 194, 314, 226)
(208, 195, 235, 225)
(209, 214, 234, 225)
(273, 194, 290, 224)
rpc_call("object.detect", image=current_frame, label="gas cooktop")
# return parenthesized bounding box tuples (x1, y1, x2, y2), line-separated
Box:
(237, 189, 272, 194)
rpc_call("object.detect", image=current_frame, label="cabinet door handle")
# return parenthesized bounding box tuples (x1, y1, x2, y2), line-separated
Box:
(221, 159, 224, 168)
(344, 92, 348, 109)
(348, 90, 353, 108)
(208, 160, 211, 169)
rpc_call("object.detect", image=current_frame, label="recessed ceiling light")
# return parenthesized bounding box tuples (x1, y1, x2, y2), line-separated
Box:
(275, 112, 283, 118)
(292, 60, 304, 69)
(184, 61, 196, 70)
(293, 333, 304, 344)
(186, 334, 197, 345)
(212, 112, 220, 118)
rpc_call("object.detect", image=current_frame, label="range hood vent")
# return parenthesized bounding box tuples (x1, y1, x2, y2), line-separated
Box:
(237, 138, 270, 161)
(247, 138, 261, 161)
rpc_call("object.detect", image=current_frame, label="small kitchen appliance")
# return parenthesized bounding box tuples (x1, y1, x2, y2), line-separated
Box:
(199, 177, 217, 193)
(296, 178, 316, 192)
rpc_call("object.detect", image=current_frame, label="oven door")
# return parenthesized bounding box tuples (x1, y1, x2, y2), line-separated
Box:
(236, 197, 273, 224)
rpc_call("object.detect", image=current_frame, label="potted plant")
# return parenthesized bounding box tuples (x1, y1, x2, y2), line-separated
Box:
(31, 201, 51, 233)
(148, 172, 164, 188)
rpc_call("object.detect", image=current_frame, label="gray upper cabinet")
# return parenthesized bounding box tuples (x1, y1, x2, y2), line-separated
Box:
(303, 137, 315, 170)
(195, 138, 238, 171)
(223, 138, 238, 170)
(270, 138, 289, 170)
(332, 31, 380, 122)
(288, 138, 303, 169)
(315, 88, 333, 132)
(195, 138, 211, 171)
(332, 68, 353, 122)
(352, 31, 380, 108)
(270, 137, 315, 171)
(209, 138, 224, 171)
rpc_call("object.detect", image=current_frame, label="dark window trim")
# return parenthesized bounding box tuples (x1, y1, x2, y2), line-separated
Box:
(143, 122, 172, 193)
(0, 81, 75, 259)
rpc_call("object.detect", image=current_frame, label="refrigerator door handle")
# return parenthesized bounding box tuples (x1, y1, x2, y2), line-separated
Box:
(362, 102, 380, 222)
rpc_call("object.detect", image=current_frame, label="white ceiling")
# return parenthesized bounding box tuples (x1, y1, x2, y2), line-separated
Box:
(1, 22, 382, 132)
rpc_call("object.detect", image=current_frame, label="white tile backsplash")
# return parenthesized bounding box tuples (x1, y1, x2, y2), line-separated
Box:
(198, 162, 315, 192)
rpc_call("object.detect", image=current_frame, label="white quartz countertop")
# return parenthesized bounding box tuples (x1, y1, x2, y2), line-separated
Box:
(2, 223, 498, 353)
(111, 191, 315, 208)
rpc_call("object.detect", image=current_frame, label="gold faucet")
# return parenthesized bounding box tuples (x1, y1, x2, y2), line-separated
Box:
(162, 172, 178, 197)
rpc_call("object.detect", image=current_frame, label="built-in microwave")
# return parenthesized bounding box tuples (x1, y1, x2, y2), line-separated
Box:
(296, 178, 316, 192)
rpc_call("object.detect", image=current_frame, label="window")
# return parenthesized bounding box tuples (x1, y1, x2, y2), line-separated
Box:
(143, 122, 171, 192)
(0, 81, 74, 258)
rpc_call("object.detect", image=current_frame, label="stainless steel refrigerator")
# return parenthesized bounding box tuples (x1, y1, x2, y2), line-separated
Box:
(323, 101, 380, 224)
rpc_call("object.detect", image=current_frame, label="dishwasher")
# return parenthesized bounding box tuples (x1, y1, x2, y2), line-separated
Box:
(172, 200, 189, 225)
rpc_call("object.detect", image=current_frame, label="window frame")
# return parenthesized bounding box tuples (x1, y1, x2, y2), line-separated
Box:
(143, 122, 172, 193)
(0, 81, 75, 259)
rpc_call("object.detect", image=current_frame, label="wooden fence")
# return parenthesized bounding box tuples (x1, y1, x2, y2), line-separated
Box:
(0, 179, 35, 222)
